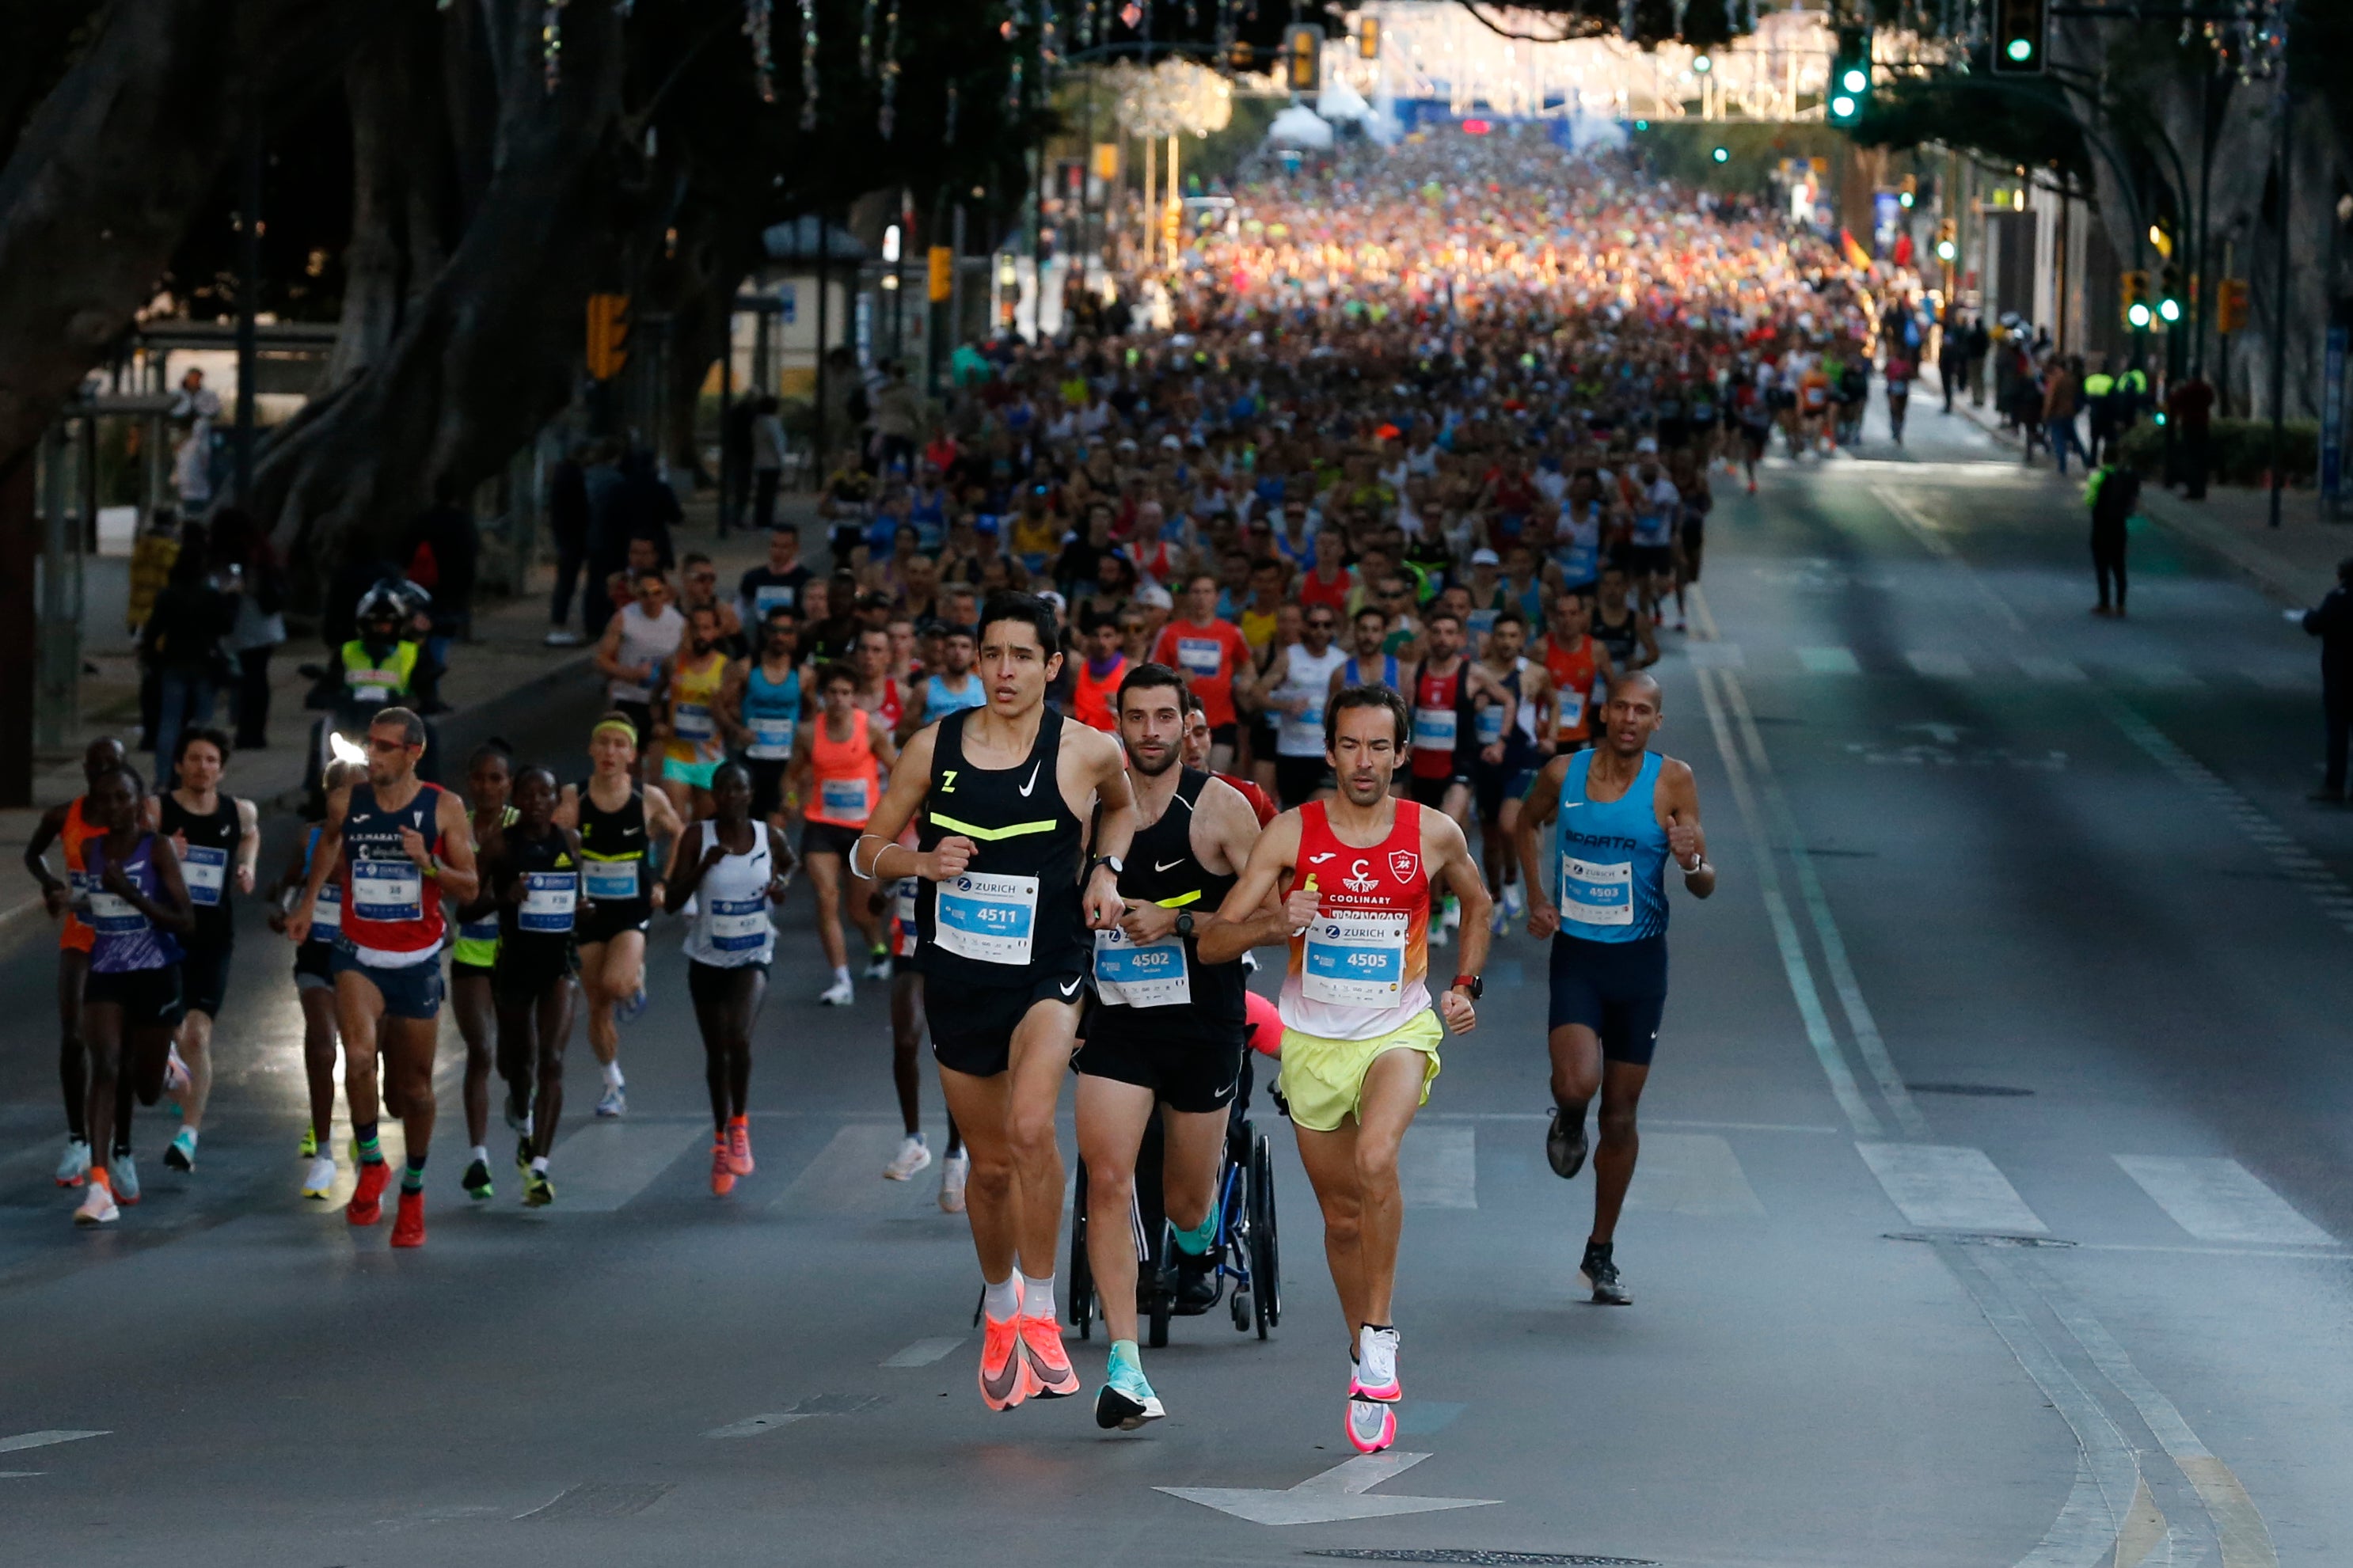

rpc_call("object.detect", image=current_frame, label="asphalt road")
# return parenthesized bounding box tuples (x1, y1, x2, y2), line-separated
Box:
(3, 404, 2348, 1568)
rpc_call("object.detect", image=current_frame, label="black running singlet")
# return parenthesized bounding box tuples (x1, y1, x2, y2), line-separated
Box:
(914, 706, 1089, 988)
(158, 792, 241, 947)
(1091, 768, 1245, 1042)
(573, 780, 650, 913)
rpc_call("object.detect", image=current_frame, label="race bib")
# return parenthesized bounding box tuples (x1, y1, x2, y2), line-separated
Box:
(582, 857, 641, 902)
(1412, 705, 1457, 752)
(819, 777, 870, 822)
(1176, 636, 1222, 678)
(181, 845, 229, 907)
(352, 858, 424, 924)
(673, 702, 716, 742)
(313, 883, 342, 932)
(86, 890, 147, 936)
(747, 717, 794, 761)
(705, 894, 770, 953)
(934, 871, 1038, 965)
(1302, 911, 1408, 1007)
(893, 876, 919, 925)
(1560, 854, 1633, 926)
(1557, 687, 1587, 735)
(1475, 705, 1506, 746)
(519, 871, 578, 933)
(752, 583, 796, 617)
(1093, 926, 1191, 1008)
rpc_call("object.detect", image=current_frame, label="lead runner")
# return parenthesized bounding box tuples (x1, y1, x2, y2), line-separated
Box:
(1199, 684, 1492, 1454)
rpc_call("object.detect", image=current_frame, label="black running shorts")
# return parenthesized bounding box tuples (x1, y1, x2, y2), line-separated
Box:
(1547, 932, 1668, 1067)
(931, 970, 1088, 1079)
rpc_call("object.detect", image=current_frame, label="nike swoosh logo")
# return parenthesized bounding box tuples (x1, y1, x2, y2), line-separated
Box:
(1563, 802, 1583, 811)
(1021, 1338, 1079, 1395)
(1308, 852, 1336, 864)
(1154, 859, 1184, 873)
(980, 1346, 1024, 1403)
(1059, 978, 1081, 997)
(1018, 762, 1042, 798)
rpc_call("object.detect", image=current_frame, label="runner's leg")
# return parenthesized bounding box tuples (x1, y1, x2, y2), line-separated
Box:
(175, 1006, 215, 1131)
(82, 1004, 123, 1176)
(807, 853, 850, 974)
(1005, 1000, 1079, 1278)
(1589, 1059, 1652, 1245)
(452, 967, 495, 1160)
(938, 1064, 1021, 1280)
(1076, 1073, 1157, 1346)
(533, 978, 576, 1160)
(299, 987, 339, 1153)
(58, 950, 88, 1145)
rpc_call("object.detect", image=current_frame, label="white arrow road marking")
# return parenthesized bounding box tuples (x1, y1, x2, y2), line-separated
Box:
(1157, 1450, 1499, 1525)
(0, 1431, 107, 1454)
(1899, 721, 1969, 745)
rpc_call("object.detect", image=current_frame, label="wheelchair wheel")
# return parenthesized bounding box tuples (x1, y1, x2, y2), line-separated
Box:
(1068, 1157, 1093, 1340)
(1146, 1224, 1173, 1349)
(1248, 1132, 1279, 1338)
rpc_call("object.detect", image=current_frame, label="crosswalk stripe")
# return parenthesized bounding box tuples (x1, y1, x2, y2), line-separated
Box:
(1857, 1142, 2047, 1235)
(1796, 645, 1861, 674)
(2013, 655, 2088, 683)
(1624, 1133, 1767, 1217)
(0, 1431, 107, 1455)
(2112, 1156, 2332, 1246)
(1685, 641, 1746, 669)
(548, 1122, 707, 1213)
(1904, 651, 1974, 679)
(772, 1124, 938, 1217)
(880, 1336, 964, 1368)
(2111, 659, 2201, 689)
(1399, 1123, 1477, 1209)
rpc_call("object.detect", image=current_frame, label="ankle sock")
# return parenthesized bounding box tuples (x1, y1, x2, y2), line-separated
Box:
(401, 1154, 427, 1193)
(1171, 1212, 1217, 1255)
(1020, 1272, 1056, 1321)
(601, 1061, 624, 1089)
(982, 1274, 1021, 1322)
(355, 1125, 384, 1166)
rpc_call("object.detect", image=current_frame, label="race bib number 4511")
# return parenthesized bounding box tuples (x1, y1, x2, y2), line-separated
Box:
(934, 871, 1039, 966)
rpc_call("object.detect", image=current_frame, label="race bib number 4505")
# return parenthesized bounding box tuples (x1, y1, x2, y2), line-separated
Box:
(1301, 910, 1408, 1007)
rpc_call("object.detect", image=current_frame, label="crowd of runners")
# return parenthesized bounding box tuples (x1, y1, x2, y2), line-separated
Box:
(13, 132, 1933, 1448)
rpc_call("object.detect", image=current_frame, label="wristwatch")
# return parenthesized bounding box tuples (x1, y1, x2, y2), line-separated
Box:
(1451, 973, 1483, 1000)
(1089, 854, 1124, 879)
(1175, 910, 1197, 940)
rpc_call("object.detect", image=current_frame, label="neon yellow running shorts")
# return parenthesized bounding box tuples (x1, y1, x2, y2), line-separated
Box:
(1278, 1010, 1443, 1133)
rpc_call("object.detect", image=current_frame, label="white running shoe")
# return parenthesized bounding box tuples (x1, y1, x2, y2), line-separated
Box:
(1488, 902, 1510, 936)
(1503, 879, 1526, 920)
(884, 1135, 932, 1181)
(111, 1151, 141, 1205)
(74, 1181, 120, 1226)
(863, 951, 894, 981)
(938, 1149, 970, 1213)
(1355, 1324, 1402, 1401)
(302, 1154, 337, 1200)
(162, 1045, 192, 1097)
(55, 1137, 90, 1188)
(819, 977, 854, 1007)
(595, 1084, 627, 1119)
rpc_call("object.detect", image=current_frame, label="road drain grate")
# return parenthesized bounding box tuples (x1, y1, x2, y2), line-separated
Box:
(1905, 1082, 2034, 1097)
(1306, 1553, 1659, 1566)
(519, 1482, 674, 1521)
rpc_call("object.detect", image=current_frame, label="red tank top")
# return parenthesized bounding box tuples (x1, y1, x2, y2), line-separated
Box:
(1408, 663, 1464, 780)
(808, 708, 880, 828)
(1279, 799, 1432, 1041)
(1072, 654, 1126, 734)
(1542, 636, 1599, 743)
(337, 781, 450, 959)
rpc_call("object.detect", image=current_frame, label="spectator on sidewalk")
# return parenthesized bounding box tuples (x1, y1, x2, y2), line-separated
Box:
(751, 396, 787, 532)
(612, 449, 681, 571)
(2304, 556, 2353, 803)
(2168, 373, 2214, 500)
(1939, 309, 1969, 413)
(581, 442, 628, 640)
(720, 395, 757, 535)
(1966, 315, 1990, 405)
(2043, 355, 2082, 476)
(142, 538, 238, 786)
(2085, 457, 2140, 618)
(208, 508, 287, 749)
(404, 476, 481, 711)
(547, 441, 591, 647)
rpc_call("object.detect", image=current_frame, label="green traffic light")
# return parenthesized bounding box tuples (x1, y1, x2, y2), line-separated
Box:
(1830, 93, 1857, 120)
(2005, 37, 2034, 63)
(1711, 146, 1729, 164)
(1842, 66, 1868, 93)
(2157, 298, 2182, 323)
(2127, 302, 2152, 328)
(1936, 239, 1957, 261)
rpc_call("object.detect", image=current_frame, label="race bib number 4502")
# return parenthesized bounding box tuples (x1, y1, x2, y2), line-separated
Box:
(1093, 926, 1190, 1008)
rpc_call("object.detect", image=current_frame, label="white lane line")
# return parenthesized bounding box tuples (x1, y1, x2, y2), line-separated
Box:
(0, 1430, 108, 1454)
(1684, 640, 1747, 668)
(1624, 1133, 1767, 1217)
(546, 1122, 708, 1213)
(1905, 649, 1975, 679)
(880, 1336, 964, 1368)
(1692, 663, 1882, 1137)
(1796, 645, 1862, 674)
(1399, 1123, 1476, 1209)
(2112, 1156, 2332, 1247)
(2239, 665, 2314, 692)
(2015, 655, 2089, 683)
(1857, 1143, 2047, 1235)
(773, 1124, 942, 1216)
(2109, 659, 2202, 689)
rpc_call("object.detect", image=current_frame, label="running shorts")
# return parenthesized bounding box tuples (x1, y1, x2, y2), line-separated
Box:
(329, 943, 446, 1021)
(1408, 773, 1464, 808)
(293, 941, 335, 991)
(1547, 932, 1667, 1066)
(577, 897, 651, 944)
(177, 939, 233, 1018)
(746, 757, 791, 820)
(1074, 1012, 1247, 1115)
(492, 947, 579, 1008)
(663, 757, 721, 789)
(85, 966, 184, 1030)
(1277, 1009, 1443, 1133)
(800, 820, 865, 860)
(931, 970, 1088, 1079)
(1629, 544, 1674, 578)
(1473, 762, 1543, 825)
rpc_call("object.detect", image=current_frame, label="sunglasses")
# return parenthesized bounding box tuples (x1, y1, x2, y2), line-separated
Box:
(367, 738, 412, 754)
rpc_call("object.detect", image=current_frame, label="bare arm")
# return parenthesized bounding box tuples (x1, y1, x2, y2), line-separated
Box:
(1516, 755, 1569, 939)
(663, 819, 718, 911)
(1424, 809, 1492, 1034)
(592, 615, 633, 682)
(234, 796, 260, 894)
(430, 787, 481, 905)
(1630, 614, 1659, 671)
(141, 837, 196, 936)
(459, 827, 508, 924)
(853, 725, 941, 883)
(1116, 777, 1275, 945)
(870, 716, 899, 773)
(1659, 757, 1716, 899)
(642, 786, 687, 908)
(25, 802, 73, 914)
(1195, 812, 1306, 965)
(284, 788, 351, 943)
(717, 659, 751, 746)
(1080, 727, 1136, 930)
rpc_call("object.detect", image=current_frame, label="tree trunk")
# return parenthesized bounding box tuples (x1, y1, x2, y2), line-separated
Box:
(0, 0, 387, 476)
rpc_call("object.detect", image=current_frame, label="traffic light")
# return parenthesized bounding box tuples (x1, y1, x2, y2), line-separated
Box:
(1936, 218, 1957, 264)
(2217, 277, 2252, 336)
(1990, 0, 2047, 76)
(2156, 268, 2183, 326)
(1711, 146, 1730, 164)
(1359, 16, 1379, 59)
(1285, 25, 1320, 93)
(2120, 269, 2151, 328)
(1828, 28, 1871, 127)
(585, 293, 629, 380)
(928, 246, 953, 303)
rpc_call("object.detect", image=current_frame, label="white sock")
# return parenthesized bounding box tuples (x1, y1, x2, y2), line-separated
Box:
(469, 1144, 488, 1167)
(602, 1061, 624, 1088)
(982, 1274, 1022, 1322)
(531, 1155, 549, 1174)
(521, 1113, 534, 1137)
(1021, 1272, 1057, 1322)
(832, 965, 851, 986)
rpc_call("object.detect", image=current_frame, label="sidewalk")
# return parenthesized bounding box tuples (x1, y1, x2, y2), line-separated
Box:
(0, 492, 788, 943)
(1951, 399, 2351, 607)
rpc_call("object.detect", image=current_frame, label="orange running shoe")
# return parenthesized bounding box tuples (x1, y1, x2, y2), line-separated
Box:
(726, 1116, 754, 1176)
(390, 1188, 425, 1248)
(710, 1140, 735, 1197)
(1017, 1312, 1080, 1400)
(978, 1310, 1028, 1410)
(348, 1160, 390, 1226)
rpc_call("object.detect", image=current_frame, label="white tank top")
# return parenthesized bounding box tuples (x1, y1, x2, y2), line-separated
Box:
(610, 603, 685, 704)
(682, 826, 776, 968)
(1275, 644, 1349, 757)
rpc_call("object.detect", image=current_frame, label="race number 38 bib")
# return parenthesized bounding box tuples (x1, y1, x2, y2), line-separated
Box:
(352, 858, 424, 923)
(519, 871, 578, 932)
(181, 845, 229, 907)
(705, 894, 770, 953)
(1559, 855, 1633, 926)
(935, 871, 1038, 966)
(1302, 911, 1408, 1007)
(1093, 926, 1191, 1008)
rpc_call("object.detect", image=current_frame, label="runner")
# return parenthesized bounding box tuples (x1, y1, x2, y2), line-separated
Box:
(657, 603, 732, 822)
(1151, 572, 1255, 772)
(728, 606, 804, 837)
(1198, 685, 1492, 1453)
(790, 661, 896, 1004)
(285, 707, 481, 1247)
(595, 570, 685, 779)
(1513, 672, 1715, 1306)
(665, 761, 794, 1197)
(264, 762, 355, 1200)
(900, 621, 987, 739)
(1619, 441, 1681, 627)
(1261, 602, 1348, 809)
(1330, 606, 1401, 708)
(854, 590, 1136, 1412)
(472, 765, 586, 1208)
(853, 624, 908, 738)
(447, 741, 515, 1199)
(1076, 663, 1268, 1428)
(557, 713, 686, 1119)
(152, 728, 258, 1177)
(1469, 611, 1553, 928)
(1534, 591, 1617, 757)
(1667, 450, 1712, 635)
(870, 819, 967, 1198)
(1068, 613, 1128, 735)
(70, 762, 195, 1226)
(1403, 609, 1501, 943)
(1592, 564, 1660, 678)
(22, 737, 134, 1189)
(1182, 690, 1279, 826)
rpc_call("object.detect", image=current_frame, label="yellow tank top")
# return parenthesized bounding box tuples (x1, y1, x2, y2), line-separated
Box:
(666, 652, 728, 765)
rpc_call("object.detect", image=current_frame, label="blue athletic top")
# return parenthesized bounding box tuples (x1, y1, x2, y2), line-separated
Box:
(742, 662, 801, 762)
(922, 671, 988, 726)
(1342, 653, 1400, 691)
(1553, 750, 1669, 941)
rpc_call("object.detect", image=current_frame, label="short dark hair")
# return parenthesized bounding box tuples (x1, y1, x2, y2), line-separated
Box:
(1353, 605, 1387, 626)
(979, 590, 1059, 654)
(819, 659, 858, 690)
(1116, 661, 1188, 713)
(1326, 684, 1411, 750)
(761, 605, 799, 628)
(175, 725, 232, 765)
(468, 738, 514, 773)
(1491, 607, 1526, 631)
(374, 707, 427, 747)
(93, 760, 147, 799)
(1424, 608, 1463, 631)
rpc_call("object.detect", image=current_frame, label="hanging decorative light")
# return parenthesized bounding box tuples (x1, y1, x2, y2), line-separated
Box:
(798, 0, 819, 129)
(542, 0, 567, 93)
(744, 0, 777, 104)
(860, 0, 877, 78)
(880, 1, 902, 135)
